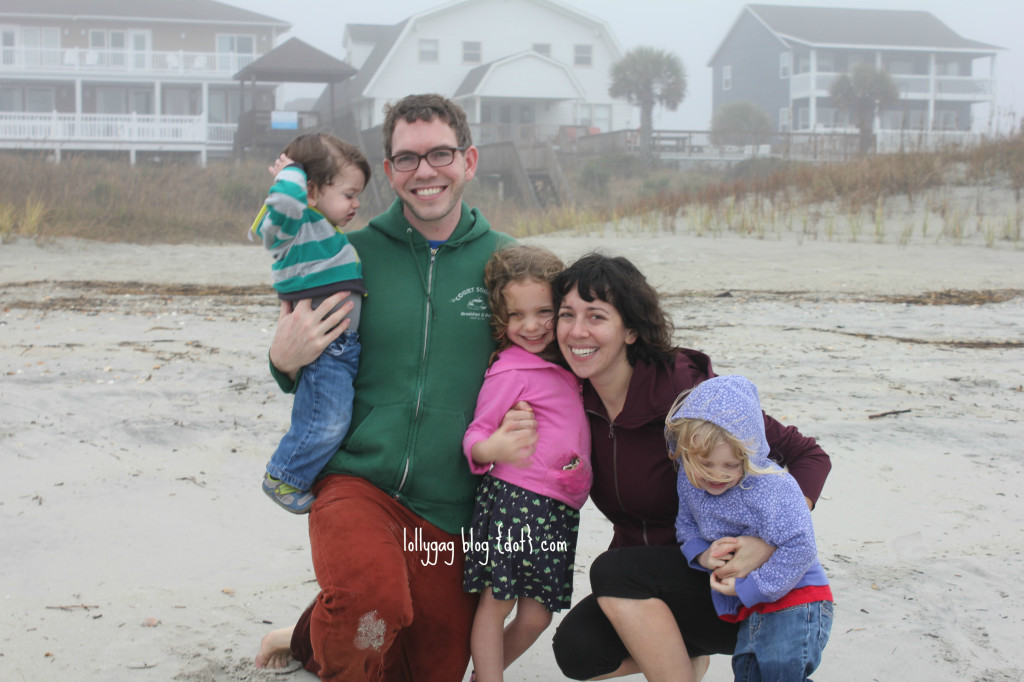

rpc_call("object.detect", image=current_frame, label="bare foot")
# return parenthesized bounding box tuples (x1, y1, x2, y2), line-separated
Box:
(255, 626, 295, 669)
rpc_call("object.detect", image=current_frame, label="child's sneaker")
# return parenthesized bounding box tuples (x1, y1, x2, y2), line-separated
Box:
(262, 474, 315, 514)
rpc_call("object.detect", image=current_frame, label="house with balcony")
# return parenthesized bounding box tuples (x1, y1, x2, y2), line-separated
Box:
(325, 0, 633, 149)
(0, 0, 289, 164)
(708, 4, 1001, 145)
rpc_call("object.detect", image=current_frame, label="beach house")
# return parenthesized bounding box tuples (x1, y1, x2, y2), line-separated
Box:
(708, 4, 1001, 139)
(0, 0, 289, 164)
(327, 0, 633, 147)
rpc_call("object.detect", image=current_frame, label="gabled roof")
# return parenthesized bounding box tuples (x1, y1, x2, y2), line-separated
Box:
(350, 0, 620, 98)
(453, 51, 586, 100)
(234, 38, 356, 84)
(710, 4, 1001, 65)
(344, 24, 397, 44)
(340, 20, 409, 98)
(0, 0, 289, 28)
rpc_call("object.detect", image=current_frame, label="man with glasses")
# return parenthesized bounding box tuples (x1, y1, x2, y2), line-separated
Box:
(257, 94, 515, 681)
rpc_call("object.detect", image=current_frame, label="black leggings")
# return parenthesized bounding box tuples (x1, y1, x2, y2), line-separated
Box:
(552, 545, 739, 680)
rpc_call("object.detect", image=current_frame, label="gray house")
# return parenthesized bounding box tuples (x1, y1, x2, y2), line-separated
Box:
(708, 4, 1001, 135)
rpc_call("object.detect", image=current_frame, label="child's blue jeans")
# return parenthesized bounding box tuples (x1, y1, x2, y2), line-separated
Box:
(266, 331, 360, 490)
(731, 599, 833, 682)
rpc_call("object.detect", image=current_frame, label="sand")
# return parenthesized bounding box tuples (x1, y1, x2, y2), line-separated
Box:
(2, 227, 1022, 681)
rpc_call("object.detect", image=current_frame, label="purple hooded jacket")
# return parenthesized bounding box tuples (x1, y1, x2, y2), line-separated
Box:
(672, 375, 830, 617)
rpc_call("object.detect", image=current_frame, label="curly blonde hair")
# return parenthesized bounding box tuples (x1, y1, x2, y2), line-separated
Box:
(484, 245, 565, 364)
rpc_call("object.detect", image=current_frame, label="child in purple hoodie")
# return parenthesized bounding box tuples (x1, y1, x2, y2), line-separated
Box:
(462, 245, 592, 682)
(666, 375, 833, 681)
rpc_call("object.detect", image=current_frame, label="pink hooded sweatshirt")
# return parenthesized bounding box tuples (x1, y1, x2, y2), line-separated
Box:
(463, 345, 592, 509)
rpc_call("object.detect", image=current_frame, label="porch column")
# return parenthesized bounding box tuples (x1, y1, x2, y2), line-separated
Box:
(990, 54, 998, 131)
(809, 49, 817, 129)
(928, 53, 936, 130)
(155, 81, 162, 116)
(75, 78, 82, 114)
(201, 81, 209, 144)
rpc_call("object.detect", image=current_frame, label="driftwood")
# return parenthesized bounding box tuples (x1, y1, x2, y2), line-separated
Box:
(868, 409, 912, 419)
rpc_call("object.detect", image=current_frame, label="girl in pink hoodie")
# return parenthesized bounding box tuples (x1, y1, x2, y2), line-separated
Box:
(462, 245, 592, 682)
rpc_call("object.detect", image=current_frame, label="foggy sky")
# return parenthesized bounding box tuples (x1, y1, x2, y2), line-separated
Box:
(227, 0, 1022, 133)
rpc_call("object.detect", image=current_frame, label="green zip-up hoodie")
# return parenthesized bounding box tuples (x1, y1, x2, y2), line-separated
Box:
(272, 199, 513, 533)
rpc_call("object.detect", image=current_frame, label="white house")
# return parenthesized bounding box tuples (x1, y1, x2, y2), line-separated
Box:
(328, 0, 633, 146)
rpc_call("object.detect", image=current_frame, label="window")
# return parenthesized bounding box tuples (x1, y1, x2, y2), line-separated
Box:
(462, 41, 481, 63)
(96, 88, 126, 114)
(887, 59, 913, 75)
(129, 89, 153, 114)
(26, 87, 55, 112)
(217, 34, 254, 53)
(779, 52, 791, 79)
(797, 106, 809, 130)
(574, 44, 592, 67)
(1, 29, 15, 66)
(816, 50, 834, 73)
(778, 107, 790, 133)
(722, 65, 732, 91)
(796, 52, 810, 74)
(937, 59, 964, 76)
(419, 39, 439, 63)
(0, 84, 56, 112)
(217, 34, 255, 70)
(163, 87, 195, 115)
(533, 43, 551, 57)
(21, 27, 60, 67)
(577, 104, 611, 131)
(847, 53, 871, 70)
(936, 110, 959, 130)
(209, 89, 251, 123)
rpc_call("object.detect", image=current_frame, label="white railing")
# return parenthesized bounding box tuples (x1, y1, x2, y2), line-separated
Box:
(0, 46, 255, 76)
(0, 111, 236, 145)
(791, 71, 993, 101)
(876, 129, 984, 153)
(936, 76, 994, 96)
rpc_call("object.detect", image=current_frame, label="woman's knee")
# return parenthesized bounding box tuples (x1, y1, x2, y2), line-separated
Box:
(552, 596, 624, 680)
(552, 618, 597, 680)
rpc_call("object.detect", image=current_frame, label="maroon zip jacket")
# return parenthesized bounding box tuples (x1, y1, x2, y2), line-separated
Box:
(583, 349, 832, 549)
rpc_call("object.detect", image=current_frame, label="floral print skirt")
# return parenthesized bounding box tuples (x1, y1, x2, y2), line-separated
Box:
(462, 474, 580, 612)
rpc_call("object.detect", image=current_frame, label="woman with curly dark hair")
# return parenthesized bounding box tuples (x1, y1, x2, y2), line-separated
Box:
(548, 253, 832, 681)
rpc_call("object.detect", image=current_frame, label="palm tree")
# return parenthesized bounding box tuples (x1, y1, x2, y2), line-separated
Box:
(609, 47, 687, 158)
(829, 63, 899, 154)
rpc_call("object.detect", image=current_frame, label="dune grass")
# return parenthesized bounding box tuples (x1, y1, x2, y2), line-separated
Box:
(1, 132, 1022, 247)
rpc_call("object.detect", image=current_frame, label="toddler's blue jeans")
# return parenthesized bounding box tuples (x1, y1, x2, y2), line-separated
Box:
(732, 599, 833, 681)
(266, 331, 360, 490)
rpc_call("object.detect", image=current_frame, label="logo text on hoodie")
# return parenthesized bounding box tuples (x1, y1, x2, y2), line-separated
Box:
(451, 287, 490, 321)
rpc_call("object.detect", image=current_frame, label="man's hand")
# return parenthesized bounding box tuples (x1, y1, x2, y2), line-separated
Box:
(269, 292, 353, 379)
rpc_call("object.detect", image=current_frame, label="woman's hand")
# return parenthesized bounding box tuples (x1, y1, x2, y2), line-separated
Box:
(709, 572, 737, 596)
(268, 292, 353, 379)
(472, 401, 537, 466)
(711, 536, 776, 581)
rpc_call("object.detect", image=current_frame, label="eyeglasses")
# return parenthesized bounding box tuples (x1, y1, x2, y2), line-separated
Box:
(388, 147, 465, 172)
